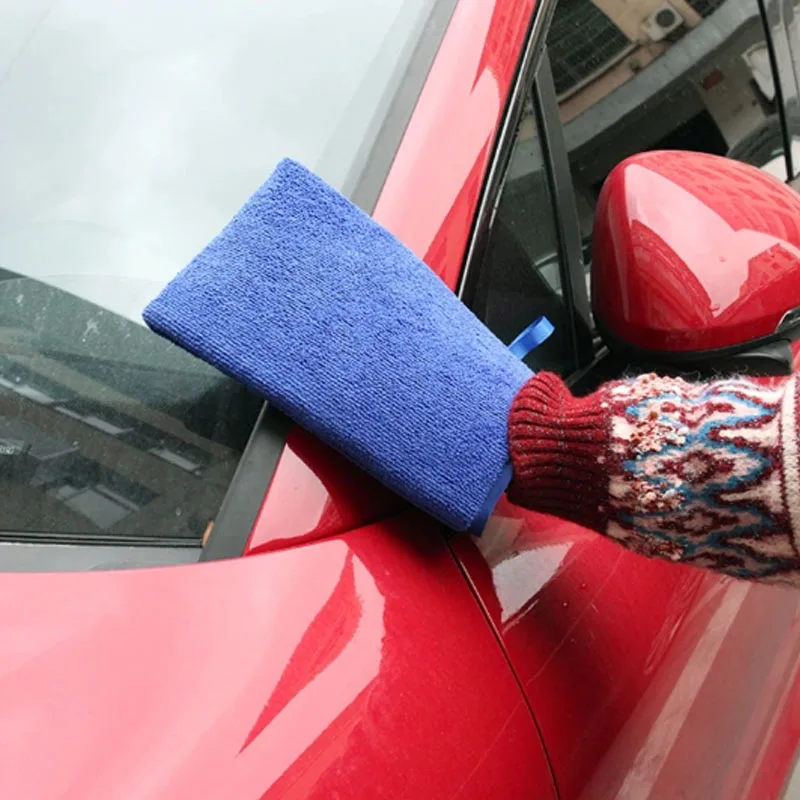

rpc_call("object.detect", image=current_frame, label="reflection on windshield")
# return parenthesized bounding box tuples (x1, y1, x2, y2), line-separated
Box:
(0, 0, 435, 321)
(0, 273, 261, 538)
(0, 0, 436, 540)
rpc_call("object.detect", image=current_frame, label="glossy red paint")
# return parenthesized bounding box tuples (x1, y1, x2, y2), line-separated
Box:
(245, 427, 405, 555)
(373, 0, 536, 286)
(744, 655, 800, 799)
(451, 498, 800, 799)
(593, 150, 800, 353)
(0, 513, 556, 799)
(245, 0, 536, 552)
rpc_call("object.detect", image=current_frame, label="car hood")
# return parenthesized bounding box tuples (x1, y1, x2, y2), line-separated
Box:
(0, 513, 553, 800)
(0, 539, 394, 799)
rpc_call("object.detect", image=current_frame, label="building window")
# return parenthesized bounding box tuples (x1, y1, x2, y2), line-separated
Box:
(548, 0, 632, 98)
(686, 0, 727, 17)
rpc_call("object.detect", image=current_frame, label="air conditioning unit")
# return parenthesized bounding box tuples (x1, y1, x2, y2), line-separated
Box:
(642, 2, 685, 42)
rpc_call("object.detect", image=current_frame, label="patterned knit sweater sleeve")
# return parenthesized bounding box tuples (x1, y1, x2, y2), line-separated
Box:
(507, 371, 800, 586)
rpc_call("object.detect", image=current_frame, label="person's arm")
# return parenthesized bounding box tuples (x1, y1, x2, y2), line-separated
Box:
(508, 372, 800, 586)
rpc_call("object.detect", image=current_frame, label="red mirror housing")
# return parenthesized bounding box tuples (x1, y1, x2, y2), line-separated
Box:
(592, 150, 800, 365)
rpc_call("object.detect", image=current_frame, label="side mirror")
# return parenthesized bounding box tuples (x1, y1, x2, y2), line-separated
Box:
(591, 150, 800, 375)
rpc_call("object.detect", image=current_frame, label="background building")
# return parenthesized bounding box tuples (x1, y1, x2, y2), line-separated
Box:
(540, 0, 782, 248)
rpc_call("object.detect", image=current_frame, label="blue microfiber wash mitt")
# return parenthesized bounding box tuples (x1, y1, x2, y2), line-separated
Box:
(143, 159, 538, 532)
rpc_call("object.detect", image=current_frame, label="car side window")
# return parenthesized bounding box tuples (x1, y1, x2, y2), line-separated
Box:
(469, 94, 577, 375)
(548, 0, 789, 291)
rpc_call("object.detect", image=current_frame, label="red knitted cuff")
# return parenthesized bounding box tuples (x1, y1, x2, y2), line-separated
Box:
(507, 373, 611, 531)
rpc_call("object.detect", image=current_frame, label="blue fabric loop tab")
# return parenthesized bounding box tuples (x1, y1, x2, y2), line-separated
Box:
(508, 317, 554, 360)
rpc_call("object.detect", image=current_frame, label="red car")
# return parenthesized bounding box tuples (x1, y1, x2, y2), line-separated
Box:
(2, 0, 800, 797)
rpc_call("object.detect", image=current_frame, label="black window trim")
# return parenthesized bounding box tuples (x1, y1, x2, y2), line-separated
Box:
(457, 0, 559, 305)
(200, 404, 292, 562)
(534, 49, 594, 361)
(0, 541, 201, 572)
(756, 0, 795, 180)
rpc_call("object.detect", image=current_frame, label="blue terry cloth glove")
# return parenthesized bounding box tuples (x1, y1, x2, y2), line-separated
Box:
(143, 159, 533, 532)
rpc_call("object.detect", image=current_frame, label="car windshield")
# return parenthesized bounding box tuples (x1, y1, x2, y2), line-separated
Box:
(0, 0, 436, 544)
